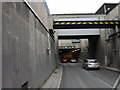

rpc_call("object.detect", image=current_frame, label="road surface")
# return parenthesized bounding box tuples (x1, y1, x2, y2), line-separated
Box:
(60, 63, 119, 88)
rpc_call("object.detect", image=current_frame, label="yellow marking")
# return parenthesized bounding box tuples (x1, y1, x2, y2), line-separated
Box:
(115, 22, 119, 24)
(83, 22, 87, 24)
(94, 22, 98, 24)
(88, 22, 93, 24)
(61, 22, 65, 25)
(55, 22, 59, 25)
(77, 22, 82, 24)
(110, 22, 114, 24)
(71, 22, 76, 24)
(66, 22, 71, 24)
(100, 22, 103, 24)
(105, 22, 109, 24)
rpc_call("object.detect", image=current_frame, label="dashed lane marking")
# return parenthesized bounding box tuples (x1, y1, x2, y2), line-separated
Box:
(96, 77, 112, 88)
(83, 68, 112, 88)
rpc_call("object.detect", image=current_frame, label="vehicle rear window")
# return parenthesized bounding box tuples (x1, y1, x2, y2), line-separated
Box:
(89, 61, 97, 63)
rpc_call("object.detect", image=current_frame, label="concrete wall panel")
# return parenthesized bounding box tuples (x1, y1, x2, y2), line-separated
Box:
(0, 1, 2, 89)
(2, 2, 57, 88)
(27, 2, 49, 29)
(104, 5, 120, 69)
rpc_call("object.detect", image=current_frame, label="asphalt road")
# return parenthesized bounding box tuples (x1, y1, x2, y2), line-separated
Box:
(60, 63, 119, 88)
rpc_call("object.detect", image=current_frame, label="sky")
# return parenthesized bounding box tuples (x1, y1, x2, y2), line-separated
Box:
(46, 0, 120, 14)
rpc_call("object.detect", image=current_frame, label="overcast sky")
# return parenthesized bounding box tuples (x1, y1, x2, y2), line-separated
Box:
(46, 0, 120, 14)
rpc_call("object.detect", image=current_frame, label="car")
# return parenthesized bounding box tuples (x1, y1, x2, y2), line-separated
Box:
(83, 59, 100, 70)
(60, 58, 69, 63)
(70, 58, 77, 63)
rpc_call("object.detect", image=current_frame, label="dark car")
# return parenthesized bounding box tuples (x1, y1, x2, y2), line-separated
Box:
(83, 59, 100, 70)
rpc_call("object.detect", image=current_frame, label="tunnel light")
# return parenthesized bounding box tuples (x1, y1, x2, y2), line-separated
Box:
(65, 46, 68, 49)
(77, 49, 80, 51)
(72, 46, 75, 48)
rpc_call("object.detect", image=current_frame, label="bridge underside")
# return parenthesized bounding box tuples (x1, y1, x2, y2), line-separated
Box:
(57, 29, 100, 39)
(55, 20, 120, 39)
(58, 35, 100, 39)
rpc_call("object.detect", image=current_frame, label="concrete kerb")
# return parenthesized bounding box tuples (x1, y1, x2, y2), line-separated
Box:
(112, 75, 120, 90)
(101, 66, 120, 89)
(41, 65, 63, 88)
(101, 66, 120, 73)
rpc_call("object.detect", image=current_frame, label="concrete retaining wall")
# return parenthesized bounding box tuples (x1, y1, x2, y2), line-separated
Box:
(95, 4, 120, 70)
(27, 1, 50, 29)
(2, 2, 57, 88)
(104, 5, 120, 69)
(0, 1, 2, 90)
(95, 29, 106, 65)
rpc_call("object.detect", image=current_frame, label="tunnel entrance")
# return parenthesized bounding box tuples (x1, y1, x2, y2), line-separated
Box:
(59, 48, 81, 62)
(58, 39, 91, 62)
(58, 36, 100, 63)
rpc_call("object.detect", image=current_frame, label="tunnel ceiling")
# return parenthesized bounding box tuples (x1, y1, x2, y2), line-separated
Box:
(58, 35, 100, 39)
(53, 20, 120, 29)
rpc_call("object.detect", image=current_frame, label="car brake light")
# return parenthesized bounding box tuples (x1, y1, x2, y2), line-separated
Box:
(63, 59, 67, 61)
(97, 63, 100, 65)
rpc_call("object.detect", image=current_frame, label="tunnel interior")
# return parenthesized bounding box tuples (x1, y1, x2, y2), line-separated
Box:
(58, 35, 100, 62)
(59, 49, 81, 60)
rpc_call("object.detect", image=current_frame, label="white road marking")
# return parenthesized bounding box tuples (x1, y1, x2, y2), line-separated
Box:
(113, 75, 120, 89)
(57, 66, 63, 88)
(83, 68, 112, 88)
(96, 77, 112, 88)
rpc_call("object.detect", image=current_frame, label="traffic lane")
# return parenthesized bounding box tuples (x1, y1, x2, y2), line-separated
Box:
(60, 63, 111, 88)
(88, 67, 119, 87)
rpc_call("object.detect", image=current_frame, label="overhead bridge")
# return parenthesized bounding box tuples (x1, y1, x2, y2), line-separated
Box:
(53, 20, 120, 29)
